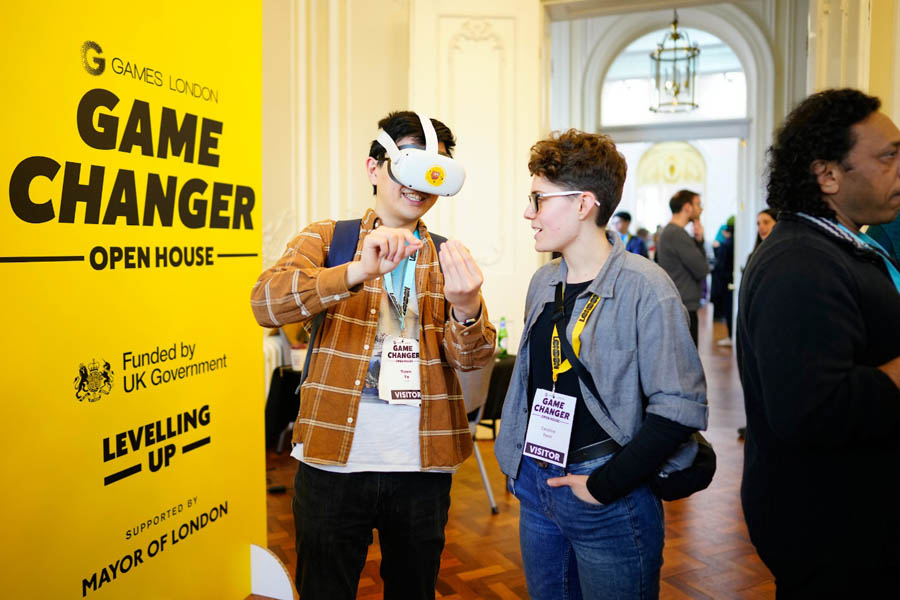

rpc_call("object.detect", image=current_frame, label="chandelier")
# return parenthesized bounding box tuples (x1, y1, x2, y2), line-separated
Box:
(649, 10, 700, 113)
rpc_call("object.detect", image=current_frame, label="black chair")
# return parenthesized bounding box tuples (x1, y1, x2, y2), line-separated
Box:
(478, 354, 516, 439)
(458, 360, 499, 514)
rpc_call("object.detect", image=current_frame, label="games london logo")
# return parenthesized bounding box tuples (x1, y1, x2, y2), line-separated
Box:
(74, 359, 114, 402)
(81, 41, 105, 76)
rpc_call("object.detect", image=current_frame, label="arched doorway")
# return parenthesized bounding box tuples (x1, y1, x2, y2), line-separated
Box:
(632, 141, 707, 236)
(565, 5, 774, 278)
(599, 26, 745, 264)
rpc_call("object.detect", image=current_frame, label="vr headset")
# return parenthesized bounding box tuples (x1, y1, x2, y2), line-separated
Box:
(376, 112, 466, 196)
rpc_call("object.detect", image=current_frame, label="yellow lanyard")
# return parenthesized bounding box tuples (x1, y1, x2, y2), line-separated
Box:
(550, 283, 600, 384)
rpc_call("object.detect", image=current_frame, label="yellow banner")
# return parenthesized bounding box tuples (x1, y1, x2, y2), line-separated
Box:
(0, 2, 265, 598)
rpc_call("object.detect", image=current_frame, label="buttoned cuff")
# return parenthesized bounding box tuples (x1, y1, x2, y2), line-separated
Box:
(314, 263, 362, 309)
(449, 304, 485, 336)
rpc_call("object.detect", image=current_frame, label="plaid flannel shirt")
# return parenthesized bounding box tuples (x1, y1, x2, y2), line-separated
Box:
(251, 209, 496, 469)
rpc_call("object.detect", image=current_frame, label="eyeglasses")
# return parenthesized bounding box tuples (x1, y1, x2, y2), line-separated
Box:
(527, 190, 595, 213)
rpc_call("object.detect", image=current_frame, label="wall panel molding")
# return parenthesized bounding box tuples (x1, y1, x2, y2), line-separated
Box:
(808, 0, 873, 91)
(411, 0, 542, 348)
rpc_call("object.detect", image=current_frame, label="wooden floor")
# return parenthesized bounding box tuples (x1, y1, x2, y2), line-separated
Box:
(257, 306, 774, 599)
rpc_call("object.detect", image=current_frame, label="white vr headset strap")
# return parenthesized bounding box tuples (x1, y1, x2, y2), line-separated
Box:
(376, 129, 402, 162)
(376, 112, 439, 159)
(417, 112, 438, 153)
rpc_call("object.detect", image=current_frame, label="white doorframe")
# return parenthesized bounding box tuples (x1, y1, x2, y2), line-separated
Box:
(581, 6, 773, 277)
(548, 3, 774, 305)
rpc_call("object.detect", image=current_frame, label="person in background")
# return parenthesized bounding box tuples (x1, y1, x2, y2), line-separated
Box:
(753, 208, 777, 251)
(737, 88, 900, 596)
(656, 190, 709, 346)
(636, 227, 651, 251)
(495, 129, 708, 600)
(865, 209, 900, 262)
(736, 208, 777, 440)
(713, 219, 731, 246)
(609, 211, 649, 257)
(651, 225, 663, 260)
(710, 219, 735, 347)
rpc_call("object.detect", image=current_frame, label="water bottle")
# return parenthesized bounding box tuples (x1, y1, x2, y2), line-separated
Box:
(497, 317, 509, 358)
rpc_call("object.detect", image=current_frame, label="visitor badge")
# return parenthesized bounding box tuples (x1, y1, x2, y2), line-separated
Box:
(522, 388, 576, 467)
(378, 336, 422, 406)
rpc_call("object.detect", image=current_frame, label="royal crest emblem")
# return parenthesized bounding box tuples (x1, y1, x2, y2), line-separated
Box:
(74, 358, 114, 402)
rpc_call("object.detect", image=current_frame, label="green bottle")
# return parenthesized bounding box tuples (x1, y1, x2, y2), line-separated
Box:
(497, 317, 509, 358)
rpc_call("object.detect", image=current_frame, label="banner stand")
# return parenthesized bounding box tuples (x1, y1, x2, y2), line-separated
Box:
(251, 544, 294, 599)
(1, 2, 274, 598)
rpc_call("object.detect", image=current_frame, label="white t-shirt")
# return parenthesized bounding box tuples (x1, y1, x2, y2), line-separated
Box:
(293, 262, 428, 472)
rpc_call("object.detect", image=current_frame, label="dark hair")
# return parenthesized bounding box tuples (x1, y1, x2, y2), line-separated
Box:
(368, 111, 456, 194)
(613, 211, 632, 222)
(754, 208, 778, 249)
(758, 208, 777, 221)
(528, 129, 627, 227)
(766, 88, 880, 217)
(669, 189, 698, 214)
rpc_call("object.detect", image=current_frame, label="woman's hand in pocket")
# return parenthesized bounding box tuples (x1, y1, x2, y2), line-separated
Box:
(546, 474, 601, 505)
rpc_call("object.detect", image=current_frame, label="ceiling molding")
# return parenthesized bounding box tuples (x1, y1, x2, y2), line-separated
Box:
(601, 118, 751, 143)
(542, 0, 728, 21)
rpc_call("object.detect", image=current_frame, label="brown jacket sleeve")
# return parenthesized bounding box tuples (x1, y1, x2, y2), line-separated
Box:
(442, 300, 496, 371)
(249, 220, 361, 327)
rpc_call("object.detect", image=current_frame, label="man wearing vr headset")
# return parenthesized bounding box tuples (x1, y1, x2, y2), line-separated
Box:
(251, 111, 495, 599)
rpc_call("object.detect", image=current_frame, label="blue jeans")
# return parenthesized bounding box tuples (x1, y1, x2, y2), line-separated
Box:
(509, 454, 664, 600)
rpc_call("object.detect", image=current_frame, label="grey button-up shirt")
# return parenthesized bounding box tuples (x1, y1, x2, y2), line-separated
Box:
(495, 232, 708, 478)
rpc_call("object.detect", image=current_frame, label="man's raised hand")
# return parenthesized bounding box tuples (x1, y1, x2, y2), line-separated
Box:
(439, 240, 484, 322)
(346, 227, 423, 287)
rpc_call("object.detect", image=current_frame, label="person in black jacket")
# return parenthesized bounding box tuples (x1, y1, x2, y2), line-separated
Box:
(710, 220, 734, 344)
(737, 88, 900, 598)
(737, 208, 777, 439)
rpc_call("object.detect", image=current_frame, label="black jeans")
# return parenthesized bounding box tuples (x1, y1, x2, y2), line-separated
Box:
(292, 462, 452, 600)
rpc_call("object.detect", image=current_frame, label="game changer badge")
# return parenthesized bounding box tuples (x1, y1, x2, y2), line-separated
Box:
(378, 336, 422, 407)
(522, 388, 577, 467)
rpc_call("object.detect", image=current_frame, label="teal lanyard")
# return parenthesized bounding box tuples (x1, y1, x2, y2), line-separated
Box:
(382, 229, 420, 330)
(839, 224, 900, 294)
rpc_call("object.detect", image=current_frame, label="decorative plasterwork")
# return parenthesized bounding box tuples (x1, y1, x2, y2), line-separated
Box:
(636, 142, 707, 186)
(442, 16, 511, 266)
(451, 18, 506, 47)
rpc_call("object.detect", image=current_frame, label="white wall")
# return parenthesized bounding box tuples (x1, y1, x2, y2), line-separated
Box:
(408, 0, 544, 350)
(261, 0, 413, 268)
(261, 0, 543, 351)
(616, 141, 651, 229)
(694, 138, 740, 248)
(262, 0, 298, 269)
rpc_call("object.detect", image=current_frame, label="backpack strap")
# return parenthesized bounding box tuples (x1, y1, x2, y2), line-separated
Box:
(297, 220, 446, 390)
(326, 220, 445, 268)
(298, 219, 362, 388)
(326, 219, 363, 268)
(429, 232, 447, 257)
